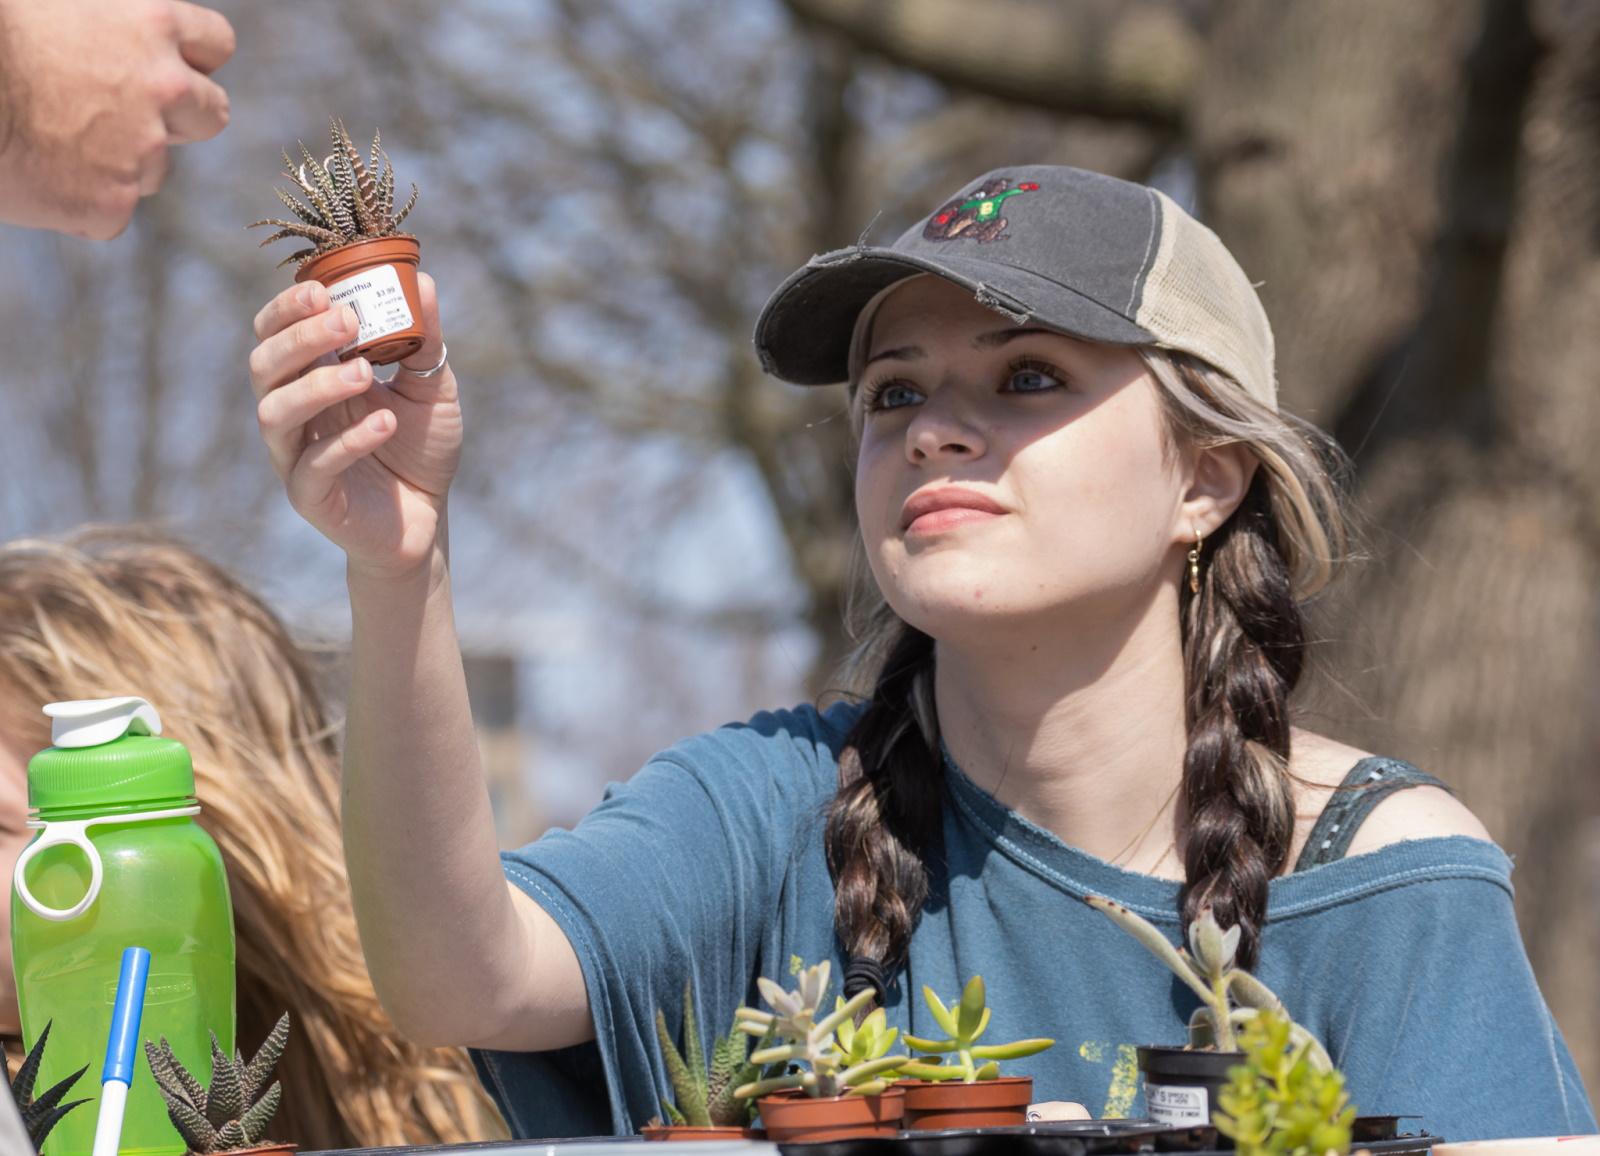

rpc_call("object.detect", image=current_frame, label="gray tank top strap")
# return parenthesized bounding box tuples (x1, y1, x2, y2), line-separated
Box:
(1292, 757, 1455, 873)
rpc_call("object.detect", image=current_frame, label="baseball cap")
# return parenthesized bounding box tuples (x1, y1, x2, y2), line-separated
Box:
(753, 164, 1277, 410)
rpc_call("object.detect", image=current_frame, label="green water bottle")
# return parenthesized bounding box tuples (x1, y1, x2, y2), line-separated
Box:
(11, 697, 235, 1156)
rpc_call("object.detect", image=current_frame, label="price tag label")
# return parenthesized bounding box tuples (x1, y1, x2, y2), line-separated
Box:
(1147, 1084, 1209, 1125)
(327, 264, 414, 353)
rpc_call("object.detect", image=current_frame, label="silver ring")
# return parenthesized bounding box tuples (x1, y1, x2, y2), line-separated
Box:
(401, 341, 449, 378)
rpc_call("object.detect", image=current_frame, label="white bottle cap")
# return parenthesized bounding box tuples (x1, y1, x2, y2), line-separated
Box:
(43, 697, 163, 749)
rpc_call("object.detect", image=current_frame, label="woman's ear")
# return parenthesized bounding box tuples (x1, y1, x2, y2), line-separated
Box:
(1177, 443, 1258, 541)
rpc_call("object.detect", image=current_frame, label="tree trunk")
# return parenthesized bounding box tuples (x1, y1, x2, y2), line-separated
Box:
(1195, 0, 1599, 1091)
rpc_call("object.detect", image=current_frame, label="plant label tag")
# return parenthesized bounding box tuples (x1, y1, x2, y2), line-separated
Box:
(328, 264, 414, 354)
(1147, 1084, 1208, 1125)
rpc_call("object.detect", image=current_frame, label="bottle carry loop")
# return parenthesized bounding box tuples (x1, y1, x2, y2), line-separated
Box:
(13, 805, 201, 921)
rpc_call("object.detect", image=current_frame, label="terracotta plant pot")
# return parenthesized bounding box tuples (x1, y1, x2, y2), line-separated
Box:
(639, 1124, 765, 1142)
(295, 235, 425, 366)
(757, 1085, 905, 1143)
(1137, 1045, 1243, 1126)
(899, 1074, 1034, 1130)
(206, 1144, 297, 1156)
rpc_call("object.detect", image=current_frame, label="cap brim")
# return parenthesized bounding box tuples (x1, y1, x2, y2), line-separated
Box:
(754, 246, 1155, 386)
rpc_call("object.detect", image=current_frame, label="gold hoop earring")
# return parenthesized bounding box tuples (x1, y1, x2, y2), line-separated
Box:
(1187, 527, 1203, 594)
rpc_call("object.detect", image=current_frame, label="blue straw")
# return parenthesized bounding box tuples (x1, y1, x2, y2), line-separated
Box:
(91, 947, 151, 1156)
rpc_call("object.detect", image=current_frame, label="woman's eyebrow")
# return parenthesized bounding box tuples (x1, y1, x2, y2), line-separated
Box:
(973, 327, 1058, 348)
(865, 327, 1061, 367)
(863, 344, 922, 369)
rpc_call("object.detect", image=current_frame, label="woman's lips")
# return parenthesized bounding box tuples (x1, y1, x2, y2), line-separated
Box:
(901, 486, 1009, 535)
(906, 507, 1005, 535)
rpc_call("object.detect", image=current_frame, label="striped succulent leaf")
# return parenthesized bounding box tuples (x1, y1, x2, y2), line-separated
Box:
(145, 1014, 291, 1152)
(250, 119, 421, 270)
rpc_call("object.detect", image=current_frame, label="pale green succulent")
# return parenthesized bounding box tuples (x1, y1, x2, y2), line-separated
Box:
(1086, 895, 1331, 1069)
(900, 975, 1055, 1083)
(732, 961, 908, 1100)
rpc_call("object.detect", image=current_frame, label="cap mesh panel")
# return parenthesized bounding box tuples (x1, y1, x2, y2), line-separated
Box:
(1135, 191, 1277, 409)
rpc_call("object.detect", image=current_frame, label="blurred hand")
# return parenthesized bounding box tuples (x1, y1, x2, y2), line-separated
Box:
(249, 274, 463, 582)
(1027, 1101, 1093, 1122)
(0, 0, 235, 239)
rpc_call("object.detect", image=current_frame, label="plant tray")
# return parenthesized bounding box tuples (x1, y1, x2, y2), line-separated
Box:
(298, 1117, 1438, 1156)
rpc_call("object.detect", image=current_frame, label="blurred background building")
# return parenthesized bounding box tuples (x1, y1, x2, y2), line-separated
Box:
(0, 0, 1594, 1093)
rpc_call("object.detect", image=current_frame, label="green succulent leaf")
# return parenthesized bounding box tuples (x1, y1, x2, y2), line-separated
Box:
(654, 1007, 709, 1126)
(921, 986, 960, 1038)
(1086, 895, 1214, 1002)
(164, 1091, 221, 1154)
(243, 1013, 291, 1106)
(956, 975, 986, 1042)
(240, 1080, 283, 1145)
(206, 1033, 243, 1128)
(1229, 970, 1287, 1013)
(899, 1059, 965, 1081)
(903, 1034, 958, 1053)
(969, 1037, 1054, 1061)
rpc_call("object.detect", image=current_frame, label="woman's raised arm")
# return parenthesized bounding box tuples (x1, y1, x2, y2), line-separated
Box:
(247, 276, 592, 1051)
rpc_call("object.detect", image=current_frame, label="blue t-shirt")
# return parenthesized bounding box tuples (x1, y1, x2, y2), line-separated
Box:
(473, 701, 1595, 1142)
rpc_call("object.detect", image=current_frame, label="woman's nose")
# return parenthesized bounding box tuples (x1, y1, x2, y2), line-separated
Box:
(906, 390, 985, 463)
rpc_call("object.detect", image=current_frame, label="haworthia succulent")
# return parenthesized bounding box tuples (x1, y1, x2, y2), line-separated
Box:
(250, 119, 422, 270)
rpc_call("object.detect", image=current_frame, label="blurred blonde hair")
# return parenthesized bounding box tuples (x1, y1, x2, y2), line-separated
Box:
(0, 526, 506, 1151)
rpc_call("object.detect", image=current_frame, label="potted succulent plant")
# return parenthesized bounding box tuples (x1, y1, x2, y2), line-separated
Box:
(249, 118, 425, 366)
(896, 974, 1056, 1130)
(732, 961, 909, 1143)
(143, 1012, 293, 1156)
(1086, 896, 1332, 1127)
(9, 1020, 89, 1154)
(1214, 1008, 1356, 1156)
(641, 982, 765, 1141)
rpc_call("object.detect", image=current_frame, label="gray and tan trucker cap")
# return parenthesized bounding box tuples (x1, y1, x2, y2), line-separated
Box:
(754, 164, 1277, 410)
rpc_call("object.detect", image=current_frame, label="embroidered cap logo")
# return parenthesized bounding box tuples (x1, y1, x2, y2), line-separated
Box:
(922, 178, 1041, 244)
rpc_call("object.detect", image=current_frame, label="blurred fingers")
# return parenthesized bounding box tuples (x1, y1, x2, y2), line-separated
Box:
(171, 2, 237, 74)
(1026, 1102, 1091, 1122)
(163, 70, 231, 143)
(256, 359, 374, 478)
(287, 410, 398, 514)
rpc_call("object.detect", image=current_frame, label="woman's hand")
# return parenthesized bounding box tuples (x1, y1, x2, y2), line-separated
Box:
(248, 273, 461, 582)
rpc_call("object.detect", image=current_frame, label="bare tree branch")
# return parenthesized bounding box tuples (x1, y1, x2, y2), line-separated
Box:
(782, 0, 1199, 125)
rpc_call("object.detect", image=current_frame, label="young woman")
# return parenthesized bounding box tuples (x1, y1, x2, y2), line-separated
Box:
(0, 528, 506, 1151)
(246, 165, 1594, 1141)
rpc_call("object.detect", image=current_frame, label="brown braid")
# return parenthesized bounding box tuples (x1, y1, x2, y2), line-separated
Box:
(1176, 473, 1301, 971)
(825, 623, 942, 996)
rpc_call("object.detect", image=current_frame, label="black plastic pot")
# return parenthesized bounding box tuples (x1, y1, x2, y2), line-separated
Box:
(1136, 1046, 1242, 1127)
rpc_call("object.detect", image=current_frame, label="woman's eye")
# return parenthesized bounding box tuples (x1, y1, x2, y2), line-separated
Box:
(1003, 361, 1065, 393)
(866, 382, 923, 411)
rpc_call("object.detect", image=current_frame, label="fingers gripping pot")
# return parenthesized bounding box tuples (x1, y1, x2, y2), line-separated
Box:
(12, 697, 236, 1156)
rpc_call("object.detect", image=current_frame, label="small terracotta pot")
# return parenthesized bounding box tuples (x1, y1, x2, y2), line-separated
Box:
(194, 1144, 297, 1156)
(899, 1074, 1034, 1130)
(639, 1124, 765, 1142)
(295, 235, 425, 366)
(757, 1086, 905, 1143)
